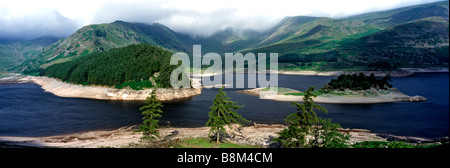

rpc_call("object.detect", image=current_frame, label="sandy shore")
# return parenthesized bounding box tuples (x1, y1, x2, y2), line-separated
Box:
(12, 76, 202, 102)
(239, 88, 426, 104)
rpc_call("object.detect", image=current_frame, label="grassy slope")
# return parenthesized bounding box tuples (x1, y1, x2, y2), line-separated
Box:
(348, 0, 449, 27)
(252, 17, 382, 55)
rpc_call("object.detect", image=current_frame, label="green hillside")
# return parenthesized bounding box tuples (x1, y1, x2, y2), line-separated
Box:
(13, 21, 194, 73)
(340, 17, 449, 68)
(251, 17, 382, 55)
(348, 0, 449, 27)
(10, 0, 449, 74)
(43, 44, 176, 89)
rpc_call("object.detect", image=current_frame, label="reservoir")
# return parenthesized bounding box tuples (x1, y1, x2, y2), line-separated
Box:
(0, 73, 448, 139)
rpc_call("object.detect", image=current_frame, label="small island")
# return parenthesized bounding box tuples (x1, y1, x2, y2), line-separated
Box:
(239, 73, 426, 104)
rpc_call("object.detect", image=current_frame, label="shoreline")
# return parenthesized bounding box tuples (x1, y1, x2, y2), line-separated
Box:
(4, 75, 202, 102)
(0, 124, 443, 148)
(276, 68, 449, 77)
(239, 87, 426, 104)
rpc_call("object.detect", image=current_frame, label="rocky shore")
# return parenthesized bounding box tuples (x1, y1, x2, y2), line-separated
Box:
(11, 75, 202, 102)
(0, 123, 445, 148)
(239, 87, 426, 104)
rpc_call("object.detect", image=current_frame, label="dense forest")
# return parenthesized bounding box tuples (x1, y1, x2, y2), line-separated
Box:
(44, 44, 177, 89)
(320, 73, 393, 92)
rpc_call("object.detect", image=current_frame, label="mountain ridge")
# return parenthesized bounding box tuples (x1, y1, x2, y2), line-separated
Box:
(7, 0, 449, 73)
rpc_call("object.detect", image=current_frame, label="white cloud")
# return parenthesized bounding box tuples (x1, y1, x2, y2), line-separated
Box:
(0, 0, 443, 39)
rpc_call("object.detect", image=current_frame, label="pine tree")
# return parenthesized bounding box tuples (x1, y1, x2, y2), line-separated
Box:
(138, 90, 163, 139)
(206, 87, 250, 144)
(274, 87, 349, 148)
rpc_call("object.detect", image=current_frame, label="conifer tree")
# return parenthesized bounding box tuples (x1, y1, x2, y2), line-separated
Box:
(138, 90, 163, 139)
(206, 87, 250, 144)
(274, 87, 349, 148)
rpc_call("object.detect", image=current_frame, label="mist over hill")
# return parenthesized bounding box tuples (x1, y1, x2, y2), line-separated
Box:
(3, 0, 449, 73)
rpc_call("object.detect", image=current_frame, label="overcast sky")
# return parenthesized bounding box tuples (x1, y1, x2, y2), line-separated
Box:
(0, 0, 442, 40)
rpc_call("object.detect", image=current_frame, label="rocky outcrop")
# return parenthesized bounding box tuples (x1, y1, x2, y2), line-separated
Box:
(239, 87, 427, 104)
(19, 76, 202, 102)
(409, 95, 427, 102)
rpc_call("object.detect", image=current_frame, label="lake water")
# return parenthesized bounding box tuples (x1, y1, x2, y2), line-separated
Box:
(0, 73, 448, 138)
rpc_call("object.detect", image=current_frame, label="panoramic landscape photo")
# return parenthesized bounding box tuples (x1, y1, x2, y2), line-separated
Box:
(0, 0, 449, 149)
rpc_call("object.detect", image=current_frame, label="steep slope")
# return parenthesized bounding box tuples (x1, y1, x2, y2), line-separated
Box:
(14, 21, 194, 73)
(256, 16, 319, 47)
(340, 17, 449, 67)
(348, 0, 449, 27)
(196, 28, 263, 54)
(251, 17, 381, 55)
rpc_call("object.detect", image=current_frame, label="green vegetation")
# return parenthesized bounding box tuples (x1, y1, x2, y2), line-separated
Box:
(115, 81, 154, 90)
(138, 90, 163, 139)
(273, 87, 349, 148)
(206, 87, 250, 144)
(44, 44, 177, 89)
(320, 73, 393, 92)
(349, 0, 449, 28)
(12, 1, 448, 73)
(126, 87, 446, 148)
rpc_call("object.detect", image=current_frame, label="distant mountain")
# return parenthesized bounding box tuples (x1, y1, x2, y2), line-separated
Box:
(11, 0, 449, 73)
(195, 27, 263, 54)
(250, 17, 381, 55)
(0, 36, 60, 72)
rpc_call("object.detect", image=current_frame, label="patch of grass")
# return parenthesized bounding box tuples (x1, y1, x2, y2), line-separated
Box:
(27, 72, 40, 76)
(115, 80, 154, 90)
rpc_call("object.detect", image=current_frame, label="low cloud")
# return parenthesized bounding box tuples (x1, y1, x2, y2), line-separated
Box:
(0, 9, 78, 40)
(0, 0, 442, 40)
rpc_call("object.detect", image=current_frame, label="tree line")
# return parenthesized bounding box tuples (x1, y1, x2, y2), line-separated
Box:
(320, 73, 393, 92)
